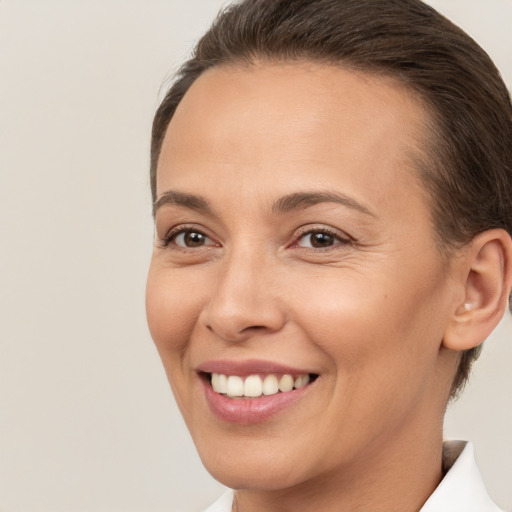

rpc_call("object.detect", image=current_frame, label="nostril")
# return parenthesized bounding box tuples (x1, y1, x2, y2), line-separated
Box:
(243, 325, 266, 331)
(205, 321, 275, 342)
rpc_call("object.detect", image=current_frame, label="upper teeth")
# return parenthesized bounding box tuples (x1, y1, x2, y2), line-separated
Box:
(211, 373, 310, 398)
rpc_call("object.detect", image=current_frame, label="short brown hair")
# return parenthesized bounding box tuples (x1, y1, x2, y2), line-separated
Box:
(150, 0, 512, 398)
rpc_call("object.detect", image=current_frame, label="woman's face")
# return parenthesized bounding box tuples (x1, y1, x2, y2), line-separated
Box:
(146, 63, 460, 490)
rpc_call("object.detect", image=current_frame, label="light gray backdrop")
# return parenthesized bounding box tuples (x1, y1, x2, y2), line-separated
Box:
(0, 1, 510, 511)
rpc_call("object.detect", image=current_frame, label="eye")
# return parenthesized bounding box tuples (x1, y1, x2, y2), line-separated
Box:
(163, 227, 216, 248)
(296, 228, 349, 249)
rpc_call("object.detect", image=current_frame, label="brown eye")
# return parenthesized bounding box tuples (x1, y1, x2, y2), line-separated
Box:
(310, 232, 335, 247)
(297, 229, 347, 249)
(173, 230, 213, 248)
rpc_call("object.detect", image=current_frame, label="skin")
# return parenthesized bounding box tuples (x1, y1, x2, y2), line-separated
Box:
(146, 62, 467, 512)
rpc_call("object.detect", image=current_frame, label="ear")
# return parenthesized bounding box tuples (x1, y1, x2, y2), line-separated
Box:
(443, 229, 512, 351)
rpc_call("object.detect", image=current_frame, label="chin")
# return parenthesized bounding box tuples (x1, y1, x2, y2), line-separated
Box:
(190, 428, 323, 491)
(203, 455, 307, 491)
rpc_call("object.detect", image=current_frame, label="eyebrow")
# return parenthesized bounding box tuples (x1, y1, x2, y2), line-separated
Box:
(153, 190, 215, 217)
(153, 189, 376, 218)
(272, 191, 376, 217)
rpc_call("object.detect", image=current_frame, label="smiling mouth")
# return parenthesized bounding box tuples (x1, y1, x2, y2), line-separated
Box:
(204, 372, 318, 399)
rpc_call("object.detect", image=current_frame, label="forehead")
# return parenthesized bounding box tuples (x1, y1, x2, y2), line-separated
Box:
(157, 62, 431, 219)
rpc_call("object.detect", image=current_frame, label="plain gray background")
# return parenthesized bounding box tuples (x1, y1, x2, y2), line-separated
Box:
(0, 1, 511, 511)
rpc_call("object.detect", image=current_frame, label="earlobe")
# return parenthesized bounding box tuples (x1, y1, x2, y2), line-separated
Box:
(443, 229, 512, 351)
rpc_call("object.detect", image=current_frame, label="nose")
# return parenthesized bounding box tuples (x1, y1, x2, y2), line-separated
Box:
(199, 249, 286, 343)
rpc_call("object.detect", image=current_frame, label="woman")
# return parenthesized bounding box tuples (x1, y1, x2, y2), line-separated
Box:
(146, 0, 512, 510)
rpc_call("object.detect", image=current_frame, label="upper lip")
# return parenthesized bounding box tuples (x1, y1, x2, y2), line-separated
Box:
(196, 359, 316, 376)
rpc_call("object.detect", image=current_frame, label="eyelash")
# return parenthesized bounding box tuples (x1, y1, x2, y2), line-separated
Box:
(160, 226, 214, 249)
(159, 226, 352, 251)
(291, 226, 352, 250)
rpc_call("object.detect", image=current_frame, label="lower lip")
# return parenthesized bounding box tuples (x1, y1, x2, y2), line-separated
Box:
(201, 378, 312, 425)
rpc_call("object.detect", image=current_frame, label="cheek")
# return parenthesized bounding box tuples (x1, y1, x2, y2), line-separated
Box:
(287, 269, 448, 450)
(288, 261, 447, 381)
(145, 264, 203, 360)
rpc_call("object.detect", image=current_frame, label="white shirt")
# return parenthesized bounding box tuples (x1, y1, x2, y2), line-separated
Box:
(204, 441, 503, 512)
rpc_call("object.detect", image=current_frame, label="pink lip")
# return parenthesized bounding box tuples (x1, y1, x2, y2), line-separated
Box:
(196, 358, 314, 377)
(201, 378, 312, 424)
(196, 359, 317, 425)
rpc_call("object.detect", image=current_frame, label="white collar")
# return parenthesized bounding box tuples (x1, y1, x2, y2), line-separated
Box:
(421, 441, 503, 511)
(204, 489, 234, 512)
(205, 441, 502, 512)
